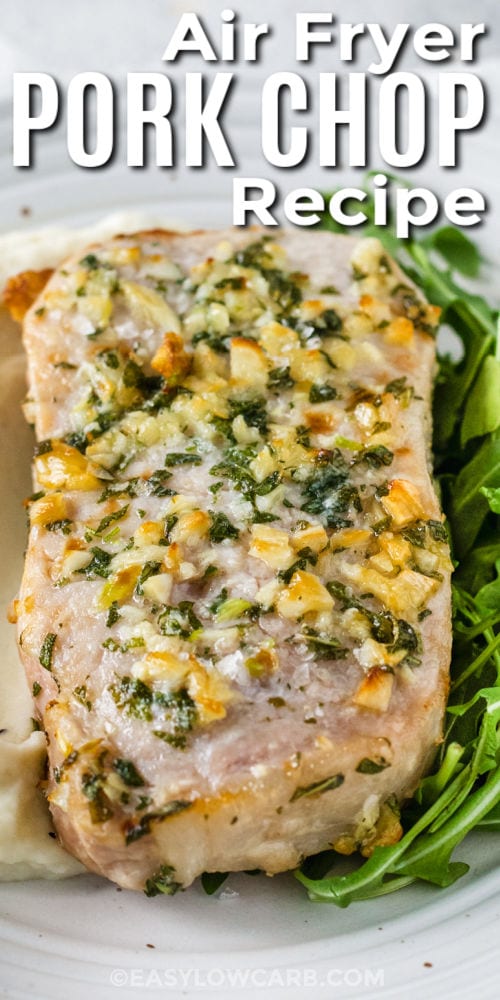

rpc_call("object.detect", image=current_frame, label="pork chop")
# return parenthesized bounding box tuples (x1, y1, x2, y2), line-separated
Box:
(12, 228, 451, 893)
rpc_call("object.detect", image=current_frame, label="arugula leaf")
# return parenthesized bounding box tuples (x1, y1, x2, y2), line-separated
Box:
(461, 356, 500, 446)
(422, 226, 481, 278)
(481, 487, 500, 514)
(454, 541, 500, 594)
(297, 767, 500, 906)
(201, 872, 229, 895)
(475, 566, 500, 615)
(448, 432, 500, 557)
(295, 188, 500, 908)
(408, 250, 497, 455)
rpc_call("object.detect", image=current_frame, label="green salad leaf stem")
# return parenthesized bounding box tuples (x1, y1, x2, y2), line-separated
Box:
(294, 181, 500, 906)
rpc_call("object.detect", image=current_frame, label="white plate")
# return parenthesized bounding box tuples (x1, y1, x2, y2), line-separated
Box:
(0, 106, 499, 1000)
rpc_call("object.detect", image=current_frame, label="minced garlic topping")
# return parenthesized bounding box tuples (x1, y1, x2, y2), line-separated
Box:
(22, 232, 450, 833)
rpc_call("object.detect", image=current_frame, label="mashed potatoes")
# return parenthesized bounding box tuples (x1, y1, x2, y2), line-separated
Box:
(0, 211, 184, 881)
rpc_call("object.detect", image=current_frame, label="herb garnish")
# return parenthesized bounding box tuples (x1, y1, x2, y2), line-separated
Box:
(110, 676, 197, 748)
(158, 602, 201, 638)
(268, 367, 295, 391)
(354, 445, 394, 469)
(300, 450, 362, 528)
(309, 383, 338, 403)
(81, 772, 113, 824)
(295, 197, 500, 907)
(46, 519, 73, 535)
(125, 801, 190, 845)
(208, 511, 240, 543)
(356, 758, 391, 774)
(164, 452, 202, 467)
(291, 774, 345, 801)
(73, 684, 92, 711)
(39, 633, 56, 670)
(301, 628, 349, 660)
(77, 547, 112, 579)
(228, 395, 268, 435)
(112, 759, 145, 787)
(91, 505, 129, 536)
(144, 864, 182, 897)
(135, 561, 162, 596)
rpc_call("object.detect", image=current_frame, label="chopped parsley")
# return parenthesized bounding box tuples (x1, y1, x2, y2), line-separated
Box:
(385, 376, 415, 405)
(354, 445, 394, 469)
(313, 308, 343, 334)
(125, 801, 190, 845)
(356, 757, 391, 774)
(215, 276, 246, 290)
(110, 676, 197, 748)
(210, 446, 258, 497)
(144, 864, 182, 897)
(121, 359, 145, 389)
(79, 253, 101, 270)
(228, 395, 268, 435)
(309, 383, 338, 403)
(98, 349, 120, 369)
(77, 547, 113, 579)
(39, 633, 56, 670)
(112, 759, 145, 787)
(191, 330, 229, 354)
(278, 547, 318, 584)
(92, 505, 129, 536)
(300, 450, 361, 528)
(81, 772, 113, 824)
(291, 774, 345, 801)
(73, 684, 92, 711)
(164, 452, 202, 466)
(158, 602, 201, 638)
(145, 469, 174, 497)
(301, 627, 349, 660)
(98, 481, 139, 503)
(34, 440, 52, 457)
(326, 581, 421, 665)
(208, 511, 240, 543)
(106, 603, 121, 628)
(135, 561, 162, 596)
(230, 238, 303, 313)
(209, 588, 228, 614)
(45, 519, 73, 535)
(268, 367, 295, 391)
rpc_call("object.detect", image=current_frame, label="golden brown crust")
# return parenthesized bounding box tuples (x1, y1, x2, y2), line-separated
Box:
(2, 269, 54, 322)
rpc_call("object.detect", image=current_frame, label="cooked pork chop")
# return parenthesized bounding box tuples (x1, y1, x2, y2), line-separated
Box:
(12, 229, 451, 893)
